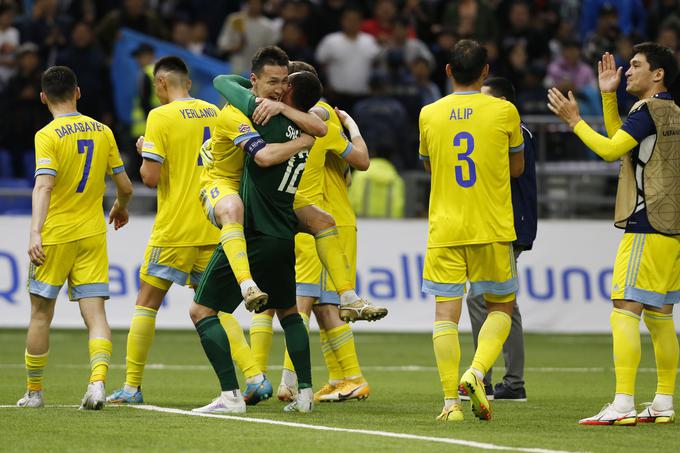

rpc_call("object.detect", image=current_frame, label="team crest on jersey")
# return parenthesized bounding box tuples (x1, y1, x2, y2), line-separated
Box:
(238, 123, 251, 133)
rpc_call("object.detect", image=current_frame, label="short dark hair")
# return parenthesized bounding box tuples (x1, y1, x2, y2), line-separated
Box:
(448, 39, 487, 85)
(251, 46, 289, 75)
(632, 41, 679, 89)
(289, 60, 318, 78)
(41, 66, 78, 103)
(483, 77, 517, 105)
(288, 71, 322, 111)
(153, 55, 189, 76)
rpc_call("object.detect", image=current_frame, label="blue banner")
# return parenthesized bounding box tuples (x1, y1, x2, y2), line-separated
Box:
(111, 28, 231, 124)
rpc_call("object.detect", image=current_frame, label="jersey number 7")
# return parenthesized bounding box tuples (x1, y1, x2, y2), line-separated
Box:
(453, 132, 476, 188)
(76, 139, 94, 193)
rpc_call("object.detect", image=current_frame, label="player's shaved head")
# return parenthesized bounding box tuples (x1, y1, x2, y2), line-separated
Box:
(287, 71, 322, 111)
(41, 66, 78, 103)
(483, 77, 517, 105)
(289, 60, 318, 78)
(448, 39, 488, 85)
(153, 55, 190, 84)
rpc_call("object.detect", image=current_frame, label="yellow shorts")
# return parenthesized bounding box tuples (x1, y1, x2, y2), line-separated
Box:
(422, 242, 517, 303)
(199, 179, 240, 228)
(28, 233, 109, 301)
(140, 244, 216, 290)
(295, 226, 357, 304)
(611, 233, 680, 307)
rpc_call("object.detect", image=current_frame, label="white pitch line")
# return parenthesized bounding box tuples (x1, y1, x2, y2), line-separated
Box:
(130, 404, 584, 453)
(0, 363, 669, 373)
(0, 404, 78, 408)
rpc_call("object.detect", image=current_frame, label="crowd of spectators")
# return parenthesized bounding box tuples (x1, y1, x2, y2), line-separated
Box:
(0, 0, 679, 180)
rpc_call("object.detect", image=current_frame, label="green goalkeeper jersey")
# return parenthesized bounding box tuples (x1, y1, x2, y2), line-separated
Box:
(213, 75, 308, 240)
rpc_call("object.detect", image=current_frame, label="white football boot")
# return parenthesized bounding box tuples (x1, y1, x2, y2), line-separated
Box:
(283, 387, 313, 413)
(192, 390, 246, 414)
(17, 390, 44, 408)
(578, 403, 637, 426)
(637, 403, 675, 424)
(80, 381, 106, 410)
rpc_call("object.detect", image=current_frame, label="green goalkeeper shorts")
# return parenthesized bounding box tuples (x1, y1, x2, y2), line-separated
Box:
(194, 232, 296, 313)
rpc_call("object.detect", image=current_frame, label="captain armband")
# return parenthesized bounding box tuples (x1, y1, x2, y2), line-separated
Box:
(244, 137, 266, 157)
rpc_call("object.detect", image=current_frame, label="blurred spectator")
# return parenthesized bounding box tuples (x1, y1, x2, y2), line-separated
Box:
(499, 1, 550, 65)
(316, 6, 380, 111)
(613, 34, 637, 113)
(315, 0, 349, 40)
(56, 22, 112, 124)
(499, 39, 529, 92)
(171, 18, 192, 49)
(441, 0, 497, 42)
(0, 4, 19, 89)
(95, 0, 167, 56)
(361, 0, 408, 45)
(5, 43, 50, 176)
(410, 56, 441, 107)
(579, 0, 646, 38)
(352, 74, 411, 168)
(277, 21, 315, 64)
(583, 3, 621, 64)
(130, 43, 159, 139)
(188, 20, 219, 58)
(429, 29, 456, 93)
(516, 63, 549, 114)
(646, 0, 680, 42)
(380, 18, 434, 69)
(348, 145, 405, 218)
(545, 39, 600, 116)
(656, 22, 680, 52)
(218, 0, 280, 75)
(401, 0, 436, 43)
(20, 0, 72, 65)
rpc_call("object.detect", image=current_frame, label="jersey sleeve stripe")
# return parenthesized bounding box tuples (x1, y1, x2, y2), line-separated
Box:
(141, 152, 165, 163)
(509, 143, 525, 153)
(234, 131, 260, 145)
(35, 168, 57, 177)
(419, 154, 430, 161)
(111, 165, 125, 174)
(340, 142, 353, 157)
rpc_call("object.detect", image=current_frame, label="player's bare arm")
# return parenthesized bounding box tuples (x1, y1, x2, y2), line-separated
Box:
(28, 174, 54, 266)
(242, 132, 316, 168)
(509, 151, 525, 177)
(109, 171, 133, 230)
(334, 107, 369, 171)
(252, 97, 327, 137)
(136, 135, 161, 188)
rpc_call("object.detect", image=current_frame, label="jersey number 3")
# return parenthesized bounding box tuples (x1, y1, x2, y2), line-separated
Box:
(453, 132, 476, 188)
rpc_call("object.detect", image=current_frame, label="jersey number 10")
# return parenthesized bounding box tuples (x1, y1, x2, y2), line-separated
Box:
(453, 131, 476, 188)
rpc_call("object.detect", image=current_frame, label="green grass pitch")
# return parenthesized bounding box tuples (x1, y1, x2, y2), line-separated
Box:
(0, 329, 677, 452)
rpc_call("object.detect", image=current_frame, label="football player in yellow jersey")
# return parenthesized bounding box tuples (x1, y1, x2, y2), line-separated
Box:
(17, 66, 133, 410)
(276, 61, 374, 403)
(548, 46, 680, 425)
(106, 56, 273, 406)
(418, 40, 525, 422)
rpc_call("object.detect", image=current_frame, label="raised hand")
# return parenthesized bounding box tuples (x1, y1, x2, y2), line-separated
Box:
(597, 52, 622, 93)
(253, 98, 285, 125)
(547, 88, 582, 128)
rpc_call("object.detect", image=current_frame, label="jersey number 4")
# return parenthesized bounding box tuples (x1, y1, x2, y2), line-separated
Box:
(453, 132, 476, 188)
(76, 139, 94, 193)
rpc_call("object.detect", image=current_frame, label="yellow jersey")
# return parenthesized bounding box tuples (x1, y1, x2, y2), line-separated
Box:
(141, 98, 220, 247)
(322, 153, 355, 227)
(200, 104, 257, 189)
(418, 92, 524, 247)
(296, 101, 353, 224)
(34, 112, 124, 245)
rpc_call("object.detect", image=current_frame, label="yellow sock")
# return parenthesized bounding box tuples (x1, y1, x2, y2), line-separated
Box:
(250, 313, 273, 373)
(471, 311, 511, 375)
(25, 350, 48, 391)
(282, 312, 309, 372)
(89, 338, 112, 383)
(433, 321, 460, 399)
(319, 329, 344, 383)
(327, 323, 362, 379)
(314, 227, 353, 294)
(125, 305, 157, 388)
(611, 308, 641, 395)
(643, 309, 678, 395)
(219, 312, 261, 379)
(220, 223, 252, 284)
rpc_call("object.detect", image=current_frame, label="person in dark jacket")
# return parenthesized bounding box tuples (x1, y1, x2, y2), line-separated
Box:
(460, 76, 537, 402)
